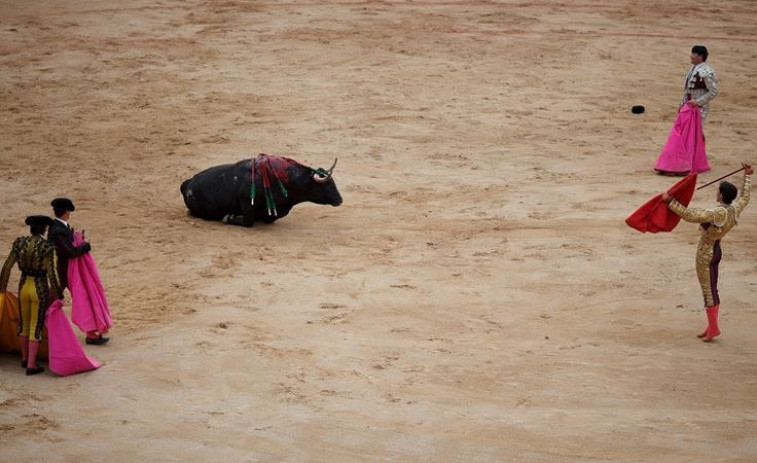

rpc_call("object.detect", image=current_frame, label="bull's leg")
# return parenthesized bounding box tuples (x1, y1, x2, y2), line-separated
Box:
(239, 199, 255, 227)
(221, 214, 252, 227)
(221, 199, 255, 227)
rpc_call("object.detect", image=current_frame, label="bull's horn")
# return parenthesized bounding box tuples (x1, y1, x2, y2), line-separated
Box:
(327, 158, 338, 174)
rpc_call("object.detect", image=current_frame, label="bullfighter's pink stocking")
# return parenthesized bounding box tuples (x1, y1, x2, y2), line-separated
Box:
(27, 341, 39, 369)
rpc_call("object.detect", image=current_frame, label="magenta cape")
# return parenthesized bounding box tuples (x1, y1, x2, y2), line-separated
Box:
(654, 103, 710, 175)
(625, 173, 697, 233)
(46, 300, 99, 376)
(68, 232, 113, 334)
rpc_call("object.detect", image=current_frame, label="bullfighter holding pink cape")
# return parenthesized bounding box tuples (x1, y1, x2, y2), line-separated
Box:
(68, 231, 113, 340)
(654, 45, 719, 176)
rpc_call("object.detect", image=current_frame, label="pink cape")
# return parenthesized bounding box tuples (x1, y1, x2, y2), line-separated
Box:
(625, 173, 697, 233)
(68, 232, 113, 334)
(46, 300, 99, 376)
(654, 103, 710, 175)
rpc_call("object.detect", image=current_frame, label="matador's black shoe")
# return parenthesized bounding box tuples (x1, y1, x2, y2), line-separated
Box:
(86, 335, 109, 345)
(26, 366, 44, 376)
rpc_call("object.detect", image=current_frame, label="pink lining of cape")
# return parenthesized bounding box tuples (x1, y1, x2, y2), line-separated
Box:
(654, 103, 710, 175)
(46, 300, 99, 376)
(68, 232, 113, 334)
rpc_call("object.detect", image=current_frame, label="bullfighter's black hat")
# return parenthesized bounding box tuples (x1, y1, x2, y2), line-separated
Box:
(631, 105, 645, 114)
(25, 215, 54, 227)
(51, 197, 75, 211)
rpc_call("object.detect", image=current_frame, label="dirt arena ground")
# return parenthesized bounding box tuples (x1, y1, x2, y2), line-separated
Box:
(1, 1, 756, 461)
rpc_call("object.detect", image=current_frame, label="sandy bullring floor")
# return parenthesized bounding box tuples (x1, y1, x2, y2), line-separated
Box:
(1, 1, 756, 461)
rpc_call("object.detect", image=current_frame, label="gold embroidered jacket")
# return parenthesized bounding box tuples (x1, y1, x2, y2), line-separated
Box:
(668, 173, 751, 306)
(0, 235, 62, 298)
(668, 173, 751, 242)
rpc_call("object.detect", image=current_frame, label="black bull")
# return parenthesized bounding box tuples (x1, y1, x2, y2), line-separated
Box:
(180, 156, 342, 227)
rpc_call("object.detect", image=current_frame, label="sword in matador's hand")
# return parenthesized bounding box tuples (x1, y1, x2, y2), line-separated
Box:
(696, 165, 748, 190)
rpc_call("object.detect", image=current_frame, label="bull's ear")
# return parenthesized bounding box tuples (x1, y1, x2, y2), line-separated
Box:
(312, 168, 331, 184)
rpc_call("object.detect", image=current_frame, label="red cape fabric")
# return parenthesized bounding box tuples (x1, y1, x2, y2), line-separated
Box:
(45, 300, 100, 376)
(625, 173, 697, 233)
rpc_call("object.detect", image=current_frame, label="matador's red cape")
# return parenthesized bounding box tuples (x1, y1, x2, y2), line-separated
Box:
(625, 173, 697, 233)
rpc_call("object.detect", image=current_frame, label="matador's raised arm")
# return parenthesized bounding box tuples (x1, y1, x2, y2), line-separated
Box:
(668, 200, 727, 226)
(732, 173, 752, 216)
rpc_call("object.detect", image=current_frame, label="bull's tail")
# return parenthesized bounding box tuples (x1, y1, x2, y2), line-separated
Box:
(180, 178, 198, 217)
(180, 178, 190, 197)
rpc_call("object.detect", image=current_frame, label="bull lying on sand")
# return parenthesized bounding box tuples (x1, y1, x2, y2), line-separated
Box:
(180, 154, 342, 227)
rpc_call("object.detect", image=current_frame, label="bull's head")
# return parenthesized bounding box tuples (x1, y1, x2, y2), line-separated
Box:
(310, 158, 342, 207)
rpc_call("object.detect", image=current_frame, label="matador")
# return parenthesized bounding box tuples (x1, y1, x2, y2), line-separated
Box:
(0, 216, 63, 374)
(680, 45, 719, 122)
(663, 165, 752, 342)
